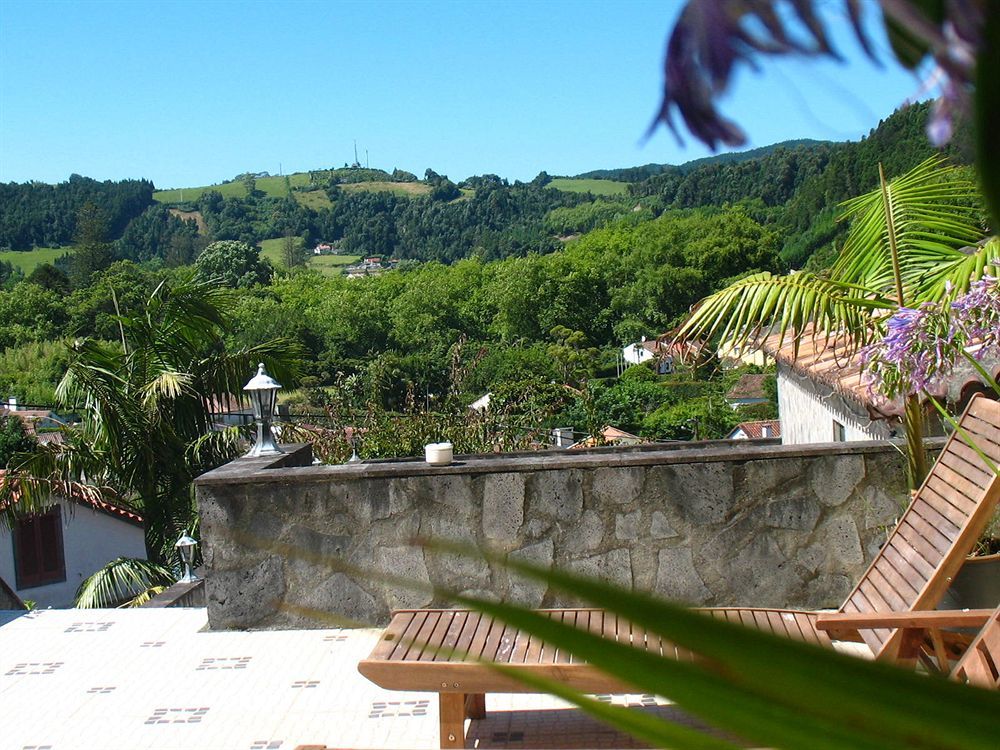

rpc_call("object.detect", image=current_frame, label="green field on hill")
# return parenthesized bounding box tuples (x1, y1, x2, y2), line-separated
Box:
(547, 178, 629, 196)
(259, 237, 359, 274)
(0, 246, 73, 273)
(154, 173, 315, 203)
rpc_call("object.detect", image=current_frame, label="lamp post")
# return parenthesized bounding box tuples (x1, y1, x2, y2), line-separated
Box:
(175, 530, 198, 583)
(243, 362, 283, 457)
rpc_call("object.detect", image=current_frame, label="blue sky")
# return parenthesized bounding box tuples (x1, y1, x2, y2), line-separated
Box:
(0, 1, 923, 188)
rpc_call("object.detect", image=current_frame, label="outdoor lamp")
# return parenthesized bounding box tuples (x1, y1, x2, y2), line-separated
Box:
(243, 362, 283, 457)
(175, 530, 199, 583)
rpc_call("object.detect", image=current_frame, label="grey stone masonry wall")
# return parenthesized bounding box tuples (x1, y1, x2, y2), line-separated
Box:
(195, 439, 939, 630)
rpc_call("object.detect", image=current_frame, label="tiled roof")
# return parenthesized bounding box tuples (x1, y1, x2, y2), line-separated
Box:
(726, 374, 769, 400)
(734, 420, 781, 439)
(0, 469, 143, 526)
(758, 325, 1000, 418)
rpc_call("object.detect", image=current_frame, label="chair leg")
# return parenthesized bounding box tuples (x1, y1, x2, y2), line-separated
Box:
(465, 693, 486, 719)
(439, 693, 466, 749)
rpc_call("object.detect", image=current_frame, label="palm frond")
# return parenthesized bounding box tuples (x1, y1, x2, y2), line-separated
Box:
(672, 271, 892, 352)
(834, 156, 984, 301)
(74, 556, 174, 608)
(913, 237, 1000, 300)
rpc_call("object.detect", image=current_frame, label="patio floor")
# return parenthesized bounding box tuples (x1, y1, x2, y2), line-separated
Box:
(0, 607, 732, 750)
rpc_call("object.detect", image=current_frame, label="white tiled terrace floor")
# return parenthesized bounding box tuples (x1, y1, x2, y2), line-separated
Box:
(0, 607, 730, 750)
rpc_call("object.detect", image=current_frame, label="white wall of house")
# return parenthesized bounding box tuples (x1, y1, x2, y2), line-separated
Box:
(0, 499, 146, 608)
(622, 342, 654, 365)
(776, 363, 894, 445)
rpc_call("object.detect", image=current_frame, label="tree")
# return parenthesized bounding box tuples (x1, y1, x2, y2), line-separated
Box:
(281, 232, 308, 269)
(195, 240, 272, 288)
(3, 279, 300, 569)
(0, 415, 36, 469)
(26, 263, 70, 294)
(70, 201, 115, 287)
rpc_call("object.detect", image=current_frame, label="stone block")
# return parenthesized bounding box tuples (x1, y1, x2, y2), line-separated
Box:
(818, 516, 865, 568)
(374, 545, 433, 610)
(206, 556, 285, 629)
(563, 509, 604, 552)
(482, 472, 525, 548)
(739, 458, 806, 499)
(653, 547, 711, 604)
(567, 548, 632, 590)
(295, 573, 381, 625)
(615, 509, 642, 541)
(648, 464, 734, 525)
(805, 574, 854, 609)
(765, 496, 820, 531)
(861, 485, 904, 530)
(590, 467, 644, 507)
(649, 511, 679, 540)
(508, 539, 554, 607)
(809, 455, 865, 507)
(528, 470, 583, 522)
(718, 534, 804, 607)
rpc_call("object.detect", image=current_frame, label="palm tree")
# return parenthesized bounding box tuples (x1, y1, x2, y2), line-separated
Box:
(674, 156, 997, 487)
(1, 276, 300, 603)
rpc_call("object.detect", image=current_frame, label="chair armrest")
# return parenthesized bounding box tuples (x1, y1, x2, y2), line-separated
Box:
(816, 610, 994, 631)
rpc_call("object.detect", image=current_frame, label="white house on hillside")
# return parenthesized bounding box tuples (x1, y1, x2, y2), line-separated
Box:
(0, 472, 146, 608)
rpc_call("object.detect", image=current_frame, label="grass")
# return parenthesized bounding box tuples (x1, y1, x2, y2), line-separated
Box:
(547, 178, 629, 196)
(339, 181, 431, 197)
(293, 190, 332, 210)
(0, 246, 74, 273)
(154, 171, 441, 205)
(258, 237, 359, 275)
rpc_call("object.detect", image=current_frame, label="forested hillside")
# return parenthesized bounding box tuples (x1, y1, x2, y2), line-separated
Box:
(0, 101, 987, 444)
(0, 102, 968, 270)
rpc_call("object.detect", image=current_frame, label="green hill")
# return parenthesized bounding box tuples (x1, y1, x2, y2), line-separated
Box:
(0, 246, 73, 273)
(546, 178, 628, 196)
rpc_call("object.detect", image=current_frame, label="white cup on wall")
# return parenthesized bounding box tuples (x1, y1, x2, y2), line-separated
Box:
(424, 442, 454, 466)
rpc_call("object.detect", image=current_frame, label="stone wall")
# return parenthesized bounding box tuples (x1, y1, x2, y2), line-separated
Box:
(195, 439, 934, 630)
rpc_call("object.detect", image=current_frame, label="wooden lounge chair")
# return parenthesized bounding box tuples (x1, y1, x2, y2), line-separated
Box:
(359, 395, 1000, 748)
(816, 605, 1000, 688)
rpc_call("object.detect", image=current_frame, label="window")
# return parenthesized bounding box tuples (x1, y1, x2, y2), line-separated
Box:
(13, 506, 66, 589)
(832, 420, 846, 442)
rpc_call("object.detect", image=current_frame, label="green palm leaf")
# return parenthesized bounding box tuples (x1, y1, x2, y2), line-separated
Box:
(74, 556, 174, 608)
(672, 271, 892, 353)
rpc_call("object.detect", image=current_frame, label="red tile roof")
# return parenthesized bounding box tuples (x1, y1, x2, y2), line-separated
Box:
(733, 420, 781, 439)
(0, 469, 143, 526)
(759, 325, 1000, 418)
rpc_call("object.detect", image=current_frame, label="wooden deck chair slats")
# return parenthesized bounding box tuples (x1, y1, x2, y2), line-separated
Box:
(842, 395, 1000, 659)
(953, 608, 1000, 689)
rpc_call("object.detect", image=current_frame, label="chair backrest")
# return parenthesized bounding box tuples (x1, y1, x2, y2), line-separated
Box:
(952, 605, 1000, 689)
(839, 394, 1000, 660)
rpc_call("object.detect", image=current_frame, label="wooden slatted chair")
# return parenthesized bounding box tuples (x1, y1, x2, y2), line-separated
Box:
(359, 395, 1000, 748)
(818, 606, 1000, 688)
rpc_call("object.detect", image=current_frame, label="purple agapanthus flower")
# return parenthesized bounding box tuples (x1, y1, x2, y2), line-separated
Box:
(863, 276, 999, 399)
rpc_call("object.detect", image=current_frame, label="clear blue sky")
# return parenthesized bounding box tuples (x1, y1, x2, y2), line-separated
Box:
(0, 0, 923, 189)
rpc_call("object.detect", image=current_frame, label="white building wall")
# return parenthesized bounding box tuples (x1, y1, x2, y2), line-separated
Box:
(776, 364, 894, 445)
(0, 499, 146, 608)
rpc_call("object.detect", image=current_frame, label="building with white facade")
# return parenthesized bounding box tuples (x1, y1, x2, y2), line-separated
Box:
(0, 474, 146, 608)
(760, 326, 998, 446)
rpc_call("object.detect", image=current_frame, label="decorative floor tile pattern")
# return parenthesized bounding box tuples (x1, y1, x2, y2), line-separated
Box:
(197, 656, 251, 670)
(0, 607, 734, 750)
(5, 662, 63, 675)
(369, 699, 430, 718)
(65, 622, 113, 633)
(145, 707, 210, 725)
